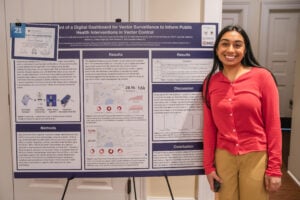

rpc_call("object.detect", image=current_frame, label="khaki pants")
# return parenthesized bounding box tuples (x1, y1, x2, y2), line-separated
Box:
(215, 149, 269, 200)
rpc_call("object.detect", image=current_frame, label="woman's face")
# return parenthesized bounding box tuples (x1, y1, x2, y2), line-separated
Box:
(216, 30, 246, 68)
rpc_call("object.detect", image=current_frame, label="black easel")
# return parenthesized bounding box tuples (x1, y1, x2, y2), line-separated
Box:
(127, 177, 138, 200)
(165, 176, 174, 200)
(61, 177, 74, 200)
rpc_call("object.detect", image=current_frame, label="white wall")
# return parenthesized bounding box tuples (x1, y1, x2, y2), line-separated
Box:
(288, 24, 300, 185)
(0, 0, 14, 199)
(145, 0, 201, 22)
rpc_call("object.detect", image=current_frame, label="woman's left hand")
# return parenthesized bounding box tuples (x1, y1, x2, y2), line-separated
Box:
(265, 175, 281, 192)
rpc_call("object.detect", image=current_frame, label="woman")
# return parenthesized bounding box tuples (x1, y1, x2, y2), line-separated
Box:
(202, 25, 282, 200)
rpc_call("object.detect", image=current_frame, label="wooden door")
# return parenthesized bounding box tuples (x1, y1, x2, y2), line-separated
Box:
(266, 11, 300, 117)
(259, 1, 300, 118)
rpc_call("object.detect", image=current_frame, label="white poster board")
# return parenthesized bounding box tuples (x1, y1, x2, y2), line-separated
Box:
(10, 22, 217, 178)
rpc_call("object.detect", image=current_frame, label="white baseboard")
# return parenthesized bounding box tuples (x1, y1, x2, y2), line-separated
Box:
(287, 170, 300, 186)
(147, 197, 195, 200)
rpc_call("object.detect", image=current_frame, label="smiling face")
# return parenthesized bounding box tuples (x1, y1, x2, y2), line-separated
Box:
(216, 30, 246, 68)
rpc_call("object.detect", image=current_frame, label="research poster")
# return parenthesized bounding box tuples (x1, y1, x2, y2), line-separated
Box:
(10, 22, 217, 178)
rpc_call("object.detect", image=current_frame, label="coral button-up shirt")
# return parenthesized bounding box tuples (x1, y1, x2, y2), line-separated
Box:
(203, 67, 282, 177)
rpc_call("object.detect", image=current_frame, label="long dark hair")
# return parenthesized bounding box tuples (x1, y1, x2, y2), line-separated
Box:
(203, 25, 276, 108)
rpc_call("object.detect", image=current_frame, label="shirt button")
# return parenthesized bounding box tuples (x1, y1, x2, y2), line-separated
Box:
(233, 129, 236, 132)
(228, 98, 232, 102)
(229, 113, 233, 116)
(236, 143, 239, 146)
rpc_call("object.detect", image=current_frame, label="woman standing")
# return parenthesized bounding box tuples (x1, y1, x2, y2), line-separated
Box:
(202, 25, 282, 200)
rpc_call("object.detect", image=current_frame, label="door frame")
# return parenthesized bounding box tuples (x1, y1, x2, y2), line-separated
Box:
(0, 0, 14, 199)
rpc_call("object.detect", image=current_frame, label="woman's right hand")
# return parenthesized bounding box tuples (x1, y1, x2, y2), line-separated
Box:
(206, 171, 222, 192)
